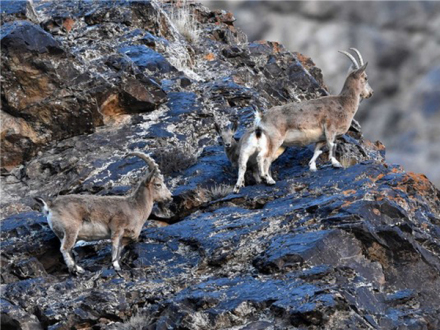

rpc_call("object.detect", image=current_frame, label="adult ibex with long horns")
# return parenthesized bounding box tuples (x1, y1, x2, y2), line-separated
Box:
(234, 48, 373, 191)
(36, 153, 172, 274)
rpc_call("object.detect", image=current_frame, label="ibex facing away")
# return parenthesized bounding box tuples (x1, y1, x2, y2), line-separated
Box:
(215, 121, 285, 193)
(254, 48, 373, 185)
(35, 153, 172, 274)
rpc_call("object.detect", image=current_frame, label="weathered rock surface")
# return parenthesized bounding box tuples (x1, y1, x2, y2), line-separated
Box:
(210, 0, 440, 186)
(1, 1, 440, 330)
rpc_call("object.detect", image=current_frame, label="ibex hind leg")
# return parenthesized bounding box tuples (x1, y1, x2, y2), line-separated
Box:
(252, 167, 262, 184)
(257, 152, 272, 184)
(256, 142, 276, 185)
(309, 142, 325, 172)
(263, 158, 276, 185)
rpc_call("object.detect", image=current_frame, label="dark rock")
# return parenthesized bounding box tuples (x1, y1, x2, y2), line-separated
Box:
(84, 5, 132, 26)
(167, 92, 201, 117)
(120, 77, 166, 113)
(1, 1, 439, 329)
(1, 21, 63, 54)
(119, 45, 176, 74)
(1, 299, 43, 330)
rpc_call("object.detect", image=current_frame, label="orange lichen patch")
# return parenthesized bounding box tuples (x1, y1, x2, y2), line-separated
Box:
(271, 41, 283, 54)
(293, 52, 315, 70)
(341, 201, 353, 208)
(63, 18, 75, 32)
(387, 192, 412, 212)
(253, 40, 284, 54)
(421, 223, 429, 230)
(342, 189, 356, 196)
(223, 12, 235, 23)
(204, 53, 215, 61)
(391, 167, 402, 174)
(393, 185, 407, 193)
(362, 139, 386, 153)
(406, 172, 433, 192)
(374, 140, 386, 151)
(371, 173, 385, 182)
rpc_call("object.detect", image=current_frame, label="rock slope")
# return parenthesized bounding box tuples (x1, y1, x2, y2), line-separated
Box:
(211, 0, 440, 186)
(1, 1, 440, 329)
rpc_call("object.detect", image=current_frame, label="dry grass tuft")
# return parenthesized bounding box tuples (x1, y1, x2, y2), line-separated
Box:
(205, 183, 234, 200)
(154, 144, 197, 175)
(340, 155, 358, 169)
(169, 1, 201, 44)
(115, 312, 153, 330)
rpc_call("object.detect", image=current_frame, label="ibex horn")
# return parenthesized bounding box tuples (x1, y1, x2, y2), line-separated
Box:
(349, 48, 364, 66)
(125, 153, 159, 173)
(338, 50, 359, 69)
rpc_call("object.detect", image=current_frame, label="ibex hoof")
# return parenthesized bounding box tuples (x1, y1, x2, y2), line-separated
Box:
(266, 178, 276, 185)
(332, 161, 343, 168)
(113, 261, 122, 272)
(309, 164, 317, 172)
(71, 265, 85, 275)
(233, 186, 241, 193)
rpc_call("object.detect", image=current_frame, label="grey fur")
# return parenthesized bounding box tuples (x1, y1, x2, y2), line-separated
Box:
(255, 49, 373, 184)
(36, 153, 172, 274)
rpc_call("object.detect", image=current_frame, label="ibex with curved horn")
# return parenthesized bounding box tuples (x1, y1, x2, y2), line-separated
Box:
(35, 153, 172, 274)
(236, 48, 373, 190)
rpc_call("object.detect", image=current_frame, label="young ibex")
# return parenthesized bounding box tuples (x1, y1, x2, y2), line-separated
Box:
(251, 48, 373, 187)
(35, 153, 172, 274)
(215, 121, 285, 193)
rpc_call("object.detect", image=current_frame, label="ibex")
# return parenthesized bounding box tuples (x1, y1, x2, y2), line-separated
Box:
(247, 48, 373, 188)
(215, 121, 285, 193)
(35, 153, 172, 274)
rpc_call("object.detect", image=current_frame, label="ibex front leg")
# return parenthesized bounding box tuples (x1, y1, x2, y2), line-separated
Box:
(111, 229, 124, 271)
(234, 149, 250, 193)
(60, 229, 85, 275)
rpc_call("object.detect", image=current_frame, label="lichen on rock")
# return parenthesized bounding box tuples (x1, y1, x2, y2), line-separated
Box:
(1, 1, 439, 329)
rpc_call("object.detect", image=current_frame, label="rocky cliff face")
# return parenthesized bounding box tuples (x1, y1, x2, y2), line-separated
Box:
(1, 1, 440, 330)
(209, 0, 440, 187)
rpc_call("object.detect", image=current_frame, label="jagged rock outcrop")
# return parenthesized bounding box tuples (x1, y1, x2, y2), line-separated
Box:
(1, 1, 440, 330)
(210, 0, 440, 186)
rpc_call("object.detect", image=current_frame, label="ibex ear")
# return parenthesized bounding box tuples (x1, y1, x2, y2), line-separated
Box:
(214, 123, 221, 134)
(145, 168, 157, 183)
(354, 62, 368, 76)
(231, 120, 239, 132)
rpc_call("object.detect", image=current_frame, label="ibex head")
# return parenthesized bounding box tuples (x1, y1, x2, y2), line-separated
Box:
(339, 48, 374, 99)
(215, 120, 238, 149)
(125, 153, 172, 203)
